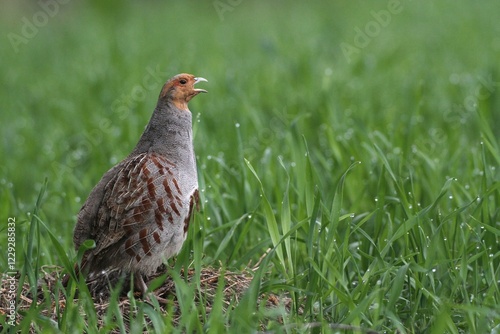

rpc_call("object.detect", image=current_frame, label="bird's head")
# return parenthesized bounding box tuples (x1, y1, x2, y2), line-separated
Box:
(159, 73, 208, 111)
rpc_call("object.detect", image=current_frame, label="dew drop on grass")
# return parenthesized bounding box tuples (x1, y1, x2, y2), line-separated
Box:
(449, 195, 453, 200)
(207, 217, 211, 221)
(235, 123, 240, 128)
(75, 197, 81, 203)
(374, 197, 378, 202)
(247, 214, 252, 219)
(432, 268, 437, 273)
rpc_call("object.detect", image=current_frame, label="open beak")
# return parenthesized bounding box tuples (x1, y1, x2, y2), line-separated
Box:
(194, 77, 208, 93)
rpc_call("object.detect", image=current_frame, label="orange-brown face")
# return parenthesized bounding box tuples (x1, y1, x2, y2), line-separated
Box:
(159, 73, 208, 110)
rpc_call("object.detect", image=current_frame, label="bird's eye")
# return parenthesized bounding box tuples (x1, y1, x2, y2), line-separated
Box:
(179, 79, 187, 85)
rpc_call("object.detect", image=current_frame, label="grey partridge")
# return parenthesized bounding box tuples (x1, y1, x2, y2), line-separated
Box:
(69, 73, 207, 296)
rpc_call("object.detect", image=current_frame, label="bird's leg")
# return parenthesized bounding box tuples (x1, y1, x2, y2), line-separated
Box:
(134, 272, 168, 304)
(134, 272, 149, 296)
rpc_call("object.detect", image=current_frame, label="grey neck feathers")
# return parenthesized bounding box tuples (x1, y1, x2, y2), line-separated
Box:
(130, 101, 194, 165)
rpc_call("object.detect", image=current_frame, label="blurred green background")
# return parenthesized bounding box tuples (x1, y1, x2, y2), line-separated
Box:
(2, 0, 498, 237)
(1, 0, 499, 331)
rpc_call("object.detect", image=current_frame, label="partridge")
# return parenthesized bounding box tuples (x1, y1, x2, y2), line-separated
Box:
(69, 73, 207, 296)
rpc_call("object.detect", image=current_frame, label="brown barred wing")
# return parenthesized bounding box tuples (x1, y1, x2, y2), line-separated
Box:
(88, 152, 184, 269)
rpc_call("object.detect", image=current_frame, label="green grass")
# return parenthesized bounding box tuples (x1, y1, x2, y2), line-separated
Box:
(1, 0, 499, 333)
